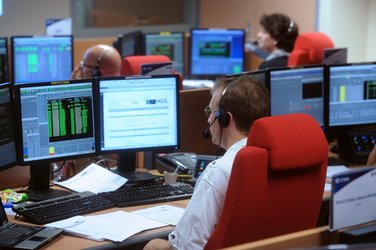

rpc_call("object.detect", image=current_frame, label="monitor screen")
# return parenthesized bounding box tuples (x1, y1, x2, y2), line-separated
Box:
(0, 82, 18, 171)
(16, 80, 96, 163)
(268, 65, 325, 127)
(0, 37, 9, 83)
(114, 30, 144, 58)
(11, 35, 73, 83)
(190, 28, 245, 77)
(98, 75, 180, 181)
(144, 32, 185, 75)
(14, 79, 96, 200)
(326, 63, 376, 127)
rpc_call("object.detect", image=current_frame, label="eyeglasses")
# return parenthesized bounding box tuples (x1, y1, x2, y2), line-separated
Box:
(204, 105, 216, 117)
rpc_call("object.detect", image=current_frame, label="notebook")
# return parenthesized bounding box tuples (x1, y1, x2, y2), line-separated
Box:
(0, 201, 63, 250)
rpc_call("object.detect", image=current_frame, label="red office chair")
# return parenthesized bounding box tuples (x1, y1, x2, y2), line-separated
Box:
(120, 55, 183, 89)
(204, 113, 328, 250)
(288, 32, 335, 66)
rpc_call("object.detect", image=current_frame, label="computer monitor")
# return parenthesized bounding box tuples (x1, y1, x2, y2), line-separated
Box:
(113, 30, 144, 58)
(14, 79, 97, 200)
(190, 28, 245, 77)
(144, 32, 185, 75)
(11, 35, 73, 84)
(267, 65, 325, 127)
(0, 82, 18, 171)
(323, 47, 347, 65)
(325, 62, 376, 128)
(0, 37, 9, 83)
(98, 75, 180, 183)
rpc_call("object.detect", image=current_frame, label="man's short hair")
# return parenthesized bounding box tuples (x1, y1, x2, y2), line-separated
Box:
(212, 75, 270, 134)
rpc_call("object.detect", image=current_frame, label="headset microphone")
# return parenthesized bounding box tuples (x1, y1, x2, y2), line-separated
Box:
(202, 117, 217, 139)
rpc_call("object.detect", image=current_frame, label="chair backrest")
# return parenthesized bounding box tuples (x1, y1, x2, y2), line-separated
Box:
(288, 32, 334, 67)
(204, 113, 328, 250)
(120, 55, 171, 76)
(120, 54, 183, 89)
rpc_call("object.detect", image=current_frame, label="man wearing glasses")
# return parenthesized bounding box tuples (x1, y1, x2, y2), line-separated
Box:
(144, 75, 269, 250)
(71, 44, 122, 79)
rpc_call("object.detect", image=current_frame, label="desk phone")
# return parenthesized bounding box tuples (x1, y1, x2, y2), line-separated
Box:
(155, 153, 217, 178)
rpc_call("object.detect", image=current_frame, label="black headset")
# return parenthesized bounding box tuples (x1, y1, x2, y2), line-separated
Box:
(92, 48, 109, 77)
(215, 83, 233, 129)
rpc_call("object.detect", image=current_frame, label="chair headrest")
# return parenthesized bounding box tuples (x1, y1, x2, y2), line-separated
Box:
(288, 32, 334, 66)
(120, 55, 171, 76)
(248, 114, 327, 171)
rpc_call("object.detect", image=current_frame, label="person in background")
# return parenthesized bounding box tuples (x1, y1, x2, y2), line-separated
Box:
(143, 75, 270, 249)
(71, 44, 122, 79)
(257, 13, 299, 70)
(367, 146, 376, 166)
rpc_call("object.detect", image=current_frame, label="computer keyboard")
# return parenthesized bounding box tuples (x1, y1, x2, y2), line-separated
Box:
(12, 191, 115, 225)
(99, 181, 194, 207)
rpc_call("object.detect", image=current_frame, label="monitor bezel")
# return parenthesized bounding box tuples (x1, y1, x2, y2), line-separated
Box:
(96, 74, 181, 155)
(10, 35, 74, 84)
(143, 31, 186, 74)
(266, 64, 326, 127)
(324, 62, 376, 131)
(189, 28, 246, 78)
(0, 82, 19, 171)
(14, 79, 98, 166)
(225, 68, 269, 87)
(0, 37, 9, 83)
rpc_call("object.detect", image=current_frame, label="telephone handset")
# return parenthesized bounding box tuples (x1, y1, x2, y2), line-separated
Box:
(155, 152, 197, 175)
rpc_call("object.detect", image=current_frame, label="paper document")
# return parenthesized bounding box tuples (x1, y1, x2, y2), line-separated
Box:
(330, 166, 376, 230)
(132, 205, 185, 225)
(54, 163, 127, 193)
(326, 165, 351, 184)
(46, 210, 168, 242)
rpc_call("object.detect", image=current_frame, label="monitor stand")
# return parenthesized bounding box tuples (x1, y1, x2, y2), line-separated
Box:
(114, 152, 155, 184)
(27, 164, 71, 201)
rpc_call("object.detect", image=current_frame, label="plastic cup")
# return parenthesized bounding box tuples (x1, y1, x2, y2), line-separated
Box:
(164, 171, 178, 185)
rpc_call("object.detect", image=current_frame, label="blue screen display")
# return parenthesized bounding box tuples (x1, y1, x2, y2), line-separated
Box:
(190, 29, 245, 76)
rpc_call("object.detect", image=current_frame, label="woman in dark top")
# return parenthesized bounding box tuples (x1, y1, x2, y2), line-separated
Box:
(257, 13, 299, 70)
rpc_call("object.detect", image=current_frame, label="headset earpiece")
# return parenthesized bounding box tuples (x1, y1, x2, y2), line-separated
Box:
(216, 82, 233, 129)
(215, 109, 230, 128)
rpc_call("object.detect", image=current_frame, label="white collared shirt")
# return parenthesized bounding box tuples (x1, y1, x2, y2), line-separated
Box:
(168, 138, 247, 250)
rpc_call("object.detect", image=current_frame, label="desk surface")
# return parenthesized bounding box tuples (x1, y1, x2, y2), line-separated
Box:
(9, 200, 186, 250)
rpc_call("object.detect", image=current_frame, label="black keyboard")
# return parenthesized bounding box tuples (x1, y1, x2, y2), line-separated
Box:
(0, 223, 40, 246)
(99, 181, 194, 207)
(12, 191, 115, 225)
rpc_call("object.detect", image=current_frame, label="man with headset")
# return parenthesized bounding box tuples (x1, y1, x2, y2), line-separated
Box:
(71, 44, 122, 79)
(143, 75, 270, 249)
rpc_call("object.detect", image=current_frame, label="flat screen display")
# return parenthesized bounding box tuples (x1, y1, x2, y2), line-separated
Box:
(327, 63, 376, 127)
(11, 35, 73, 83)
(190, 29, 245, 77)
(15, 80, 96, 163)
(268, 66, 325, 127)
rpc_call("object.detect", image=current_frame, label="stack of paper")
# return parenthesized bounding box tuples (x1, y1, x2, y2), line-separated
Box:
(54, 163, 127, 193)
(46, 211, 168, 242)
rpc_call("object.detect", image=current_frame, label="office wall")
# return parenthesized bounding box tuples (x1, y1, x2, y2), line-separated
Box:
(317, 0, 376, 63)
(0, 0, 70, 36)
(199, 0, 316, 39)
(368, 0, 376, 61)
